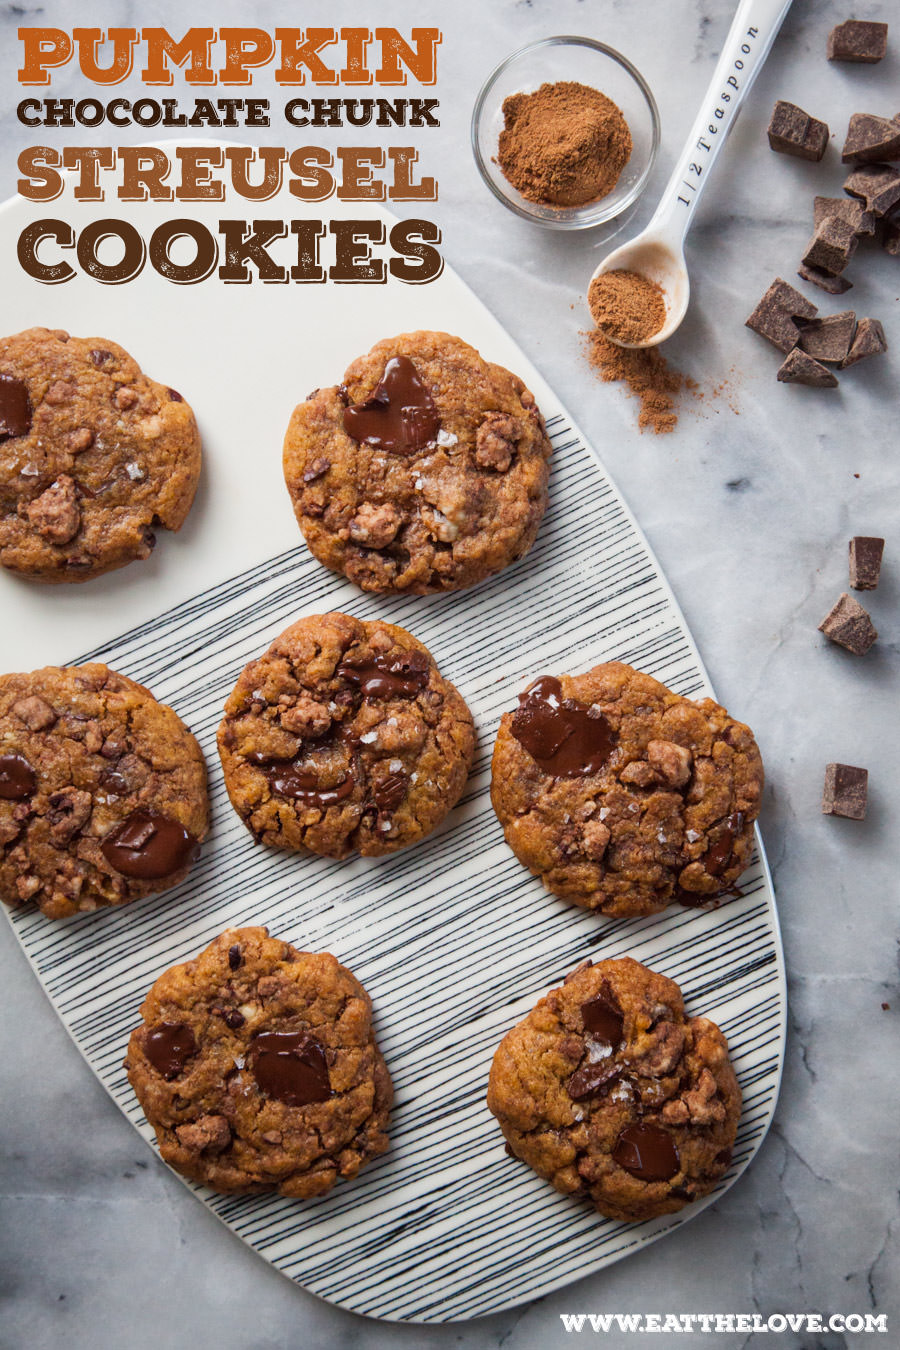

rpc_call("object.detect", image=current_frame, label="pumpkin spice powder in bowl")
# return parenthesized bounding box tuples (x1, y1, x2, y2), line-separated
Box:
(472, 36, 660, 230)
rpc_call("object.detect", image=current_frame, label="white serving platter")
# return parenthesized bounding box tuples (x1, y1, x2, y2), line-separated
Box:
(1, 173, 786, 1323)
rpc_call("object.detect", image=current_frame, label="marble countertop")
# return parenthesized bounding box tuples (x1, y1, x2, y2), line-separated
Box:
(1, 1, 897, 1347)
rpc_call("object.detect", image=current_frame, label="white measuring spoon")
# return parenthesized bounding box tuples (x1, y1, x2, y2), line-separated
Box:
(589, 0, 793, 348)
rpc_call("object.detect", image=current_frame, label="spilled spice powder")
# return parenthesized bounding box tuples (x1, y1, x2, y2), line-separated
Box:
(584, 330, 692, 434)
(497, 81, 632, 208)
(588, 269, 667, 344)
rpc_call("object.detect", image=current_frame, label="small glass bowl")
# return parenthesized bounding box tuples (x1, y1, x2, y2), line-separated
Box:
(471, 36, 660, 231)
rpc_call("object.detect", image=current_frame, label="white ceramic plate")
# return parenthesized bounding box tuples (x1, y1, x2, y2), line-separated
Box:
(1, 171, 786, 1323)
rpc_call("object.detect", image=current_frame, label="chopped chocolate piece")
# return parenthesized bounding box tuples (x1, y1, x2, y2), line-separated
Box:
(745, 278, 817, 352)
(802, 215, 859, 276)
(814, 196, 875, 236)
(767, 100, 829, 161)
(797, 264, 853, 295)
(827, 20, 888, 64)
(882, 214, 900, 254)
(848, 536, 884, 590)
(797, 311, 856, 364)
(818, 592, 878, 654)
(842, 114, 900, 165)
(822, 763, 868, 820)
(844, 164, 900, 217)
(777, 349, 839, 388)
(841, 317, 888, 367)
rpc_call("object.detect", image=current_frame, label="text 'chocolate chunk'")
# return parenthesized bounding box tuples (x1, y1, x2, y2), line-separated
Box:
(842, 114, 900, 165)
(849, 536, 884, 590)
(798, 311, 856, 364)
(841, 317, 888, 367)
(818, 593, 878, 654)
(768, 100, 829, 161)
(776, 348, 838, 388)
(827, 20, 888, 63)
(822, 763, 868, 820)
(745, 278, 817, 352)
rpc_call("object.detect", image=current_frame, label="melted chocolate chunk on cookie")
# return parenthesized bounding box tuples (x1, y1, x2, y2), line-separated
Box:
(145, 1021, 198, 1079)
(337, 648, 429, 699)
(250, 1029, 333, 1107)
(228, 943, 243, 970)
(0, 752, 36, 800)
(247, 754, 357, 808)
(612, 1123, 680, 1182)
(581, 980, 624, 1046)
(0, 374, 32, 441)
(343, 355, 439, 452)
(703, 812, 745, 876)
(372, 771, 407, 815)
(567, 1059, 622, 1101)
(511, 676, 617, 777)
(101, 808, 199, 879)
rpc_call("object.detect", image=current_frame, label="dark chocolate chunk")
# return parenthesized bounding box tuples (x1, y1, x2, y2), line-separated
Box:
(145, 1022, 198, 1079)
(849, 536, 884, 590)
(828, 20, 888, 63)
(337, 649, 429, 699)
(797, 312, 857, 364)
(776, 349, 839, 388)
(343, 355, 439, 452)
(581, 980, 624, 1047)
(844, 164, 900, 217)
(813, 196, 874, 236)
(250, 1030, 333, 1107)
(882, 214, 900, 255)
(841, 317, 888, 368)
(822, 763, 868, 820)
(248, 757, 356, 808)
(0, 753, 36, 800)
(745, 279, 817, 352)
(612, 1123, 680, 1182)
(767, 100, 829, 161)
(842, 114, 900, 165)
(797, 264, 853, 296)
(567, 1058, 622, 1101)
(90, 349, 113, 366)
(0, 374, 32, 441)
(227, 943, 243, 970)
(100, 809, 200, 879)
(818, 592, 878, 654)
(802, 216, 859, 276)
(372, 771, 407, 816)
(702, 812, 746, 876)
(511, 676, 617, 778)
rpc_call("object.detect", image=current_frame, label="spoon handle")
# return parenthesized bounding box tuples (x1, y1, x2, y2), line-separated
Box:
(648, 0, 793, 244)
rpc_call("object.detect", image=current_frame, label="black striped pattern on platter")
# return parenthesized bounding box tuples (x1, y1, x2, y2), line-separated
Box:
(5, 411, 786, 1323)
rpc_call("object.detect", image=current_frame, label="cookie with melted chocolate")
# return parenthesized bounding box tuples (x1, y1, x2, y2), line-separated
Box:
(491, 660, 763, 917)
(0, 663, 208, 918)
(125, 926, 393, 1198)
(0, 327, 201, 582)
(217, 611, 475, 858)
(487, 956, 741, 1221)
(282, 331, 552, 594)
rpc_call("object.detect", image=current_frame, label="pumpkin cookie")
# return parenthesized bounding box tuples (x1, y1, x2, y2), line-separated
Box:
(283, 331, 552, 594)
(0, 327, 200, 581)
(0, 663, 208, 918)
(218, 612, 475, 858)
(487, 957, 741, 1221)
(125, 926, 393, 1198)
(491, 661, 763, 917)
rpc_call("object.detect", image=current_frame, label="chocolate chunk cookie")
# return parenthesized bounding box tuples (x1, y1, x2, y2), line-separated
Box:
(491, 661, 763, 917)
(0, 328, 201, 581)
(0, 664, 208, 918)
(218, 612, 475, 858)
(487, 957, 741, 1221)
(125, 926, 393, 1197)
(282, 331, 552, 594)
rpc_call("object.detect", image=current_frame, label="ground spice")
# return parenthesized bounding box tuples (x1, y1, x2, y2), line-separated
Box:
(583, 330, 690, 434)
(497, 80, 632, 208)
(587, 269, 666, 344)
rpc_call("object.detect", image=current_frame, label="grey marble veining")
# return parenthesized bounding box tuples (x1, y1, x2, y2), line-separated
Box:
(1, 1, 898, 1347)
